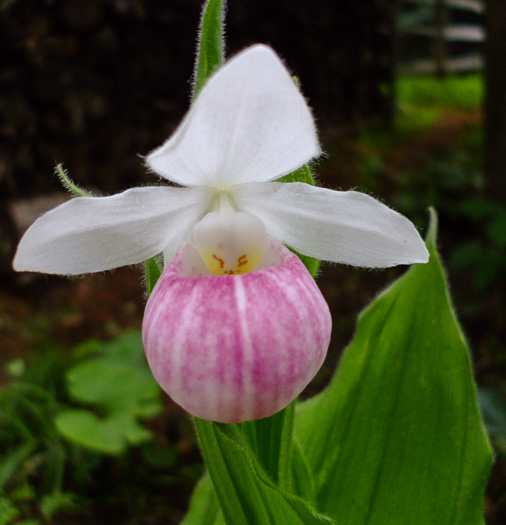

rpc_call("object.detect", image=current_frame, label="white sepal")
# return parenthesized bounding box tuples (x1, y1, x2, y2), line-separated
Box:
(234, 182, 429, 268)
(13, 186, 211, 275)
(146, 45, 320, 188)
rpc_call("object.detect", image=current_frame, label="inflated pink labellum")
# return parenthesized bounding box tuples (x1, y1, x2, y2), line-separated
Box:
(142, 242, 331, 423)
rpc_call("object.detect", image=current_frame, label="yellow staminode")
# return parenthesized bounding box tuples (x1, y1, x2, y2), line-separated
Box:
(192, 192, 267, 276)
(200, 247, 265, 275)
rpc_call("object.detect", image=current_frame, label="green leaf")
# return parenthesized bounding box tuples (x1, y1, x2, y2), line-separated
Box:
(241, 401, 295, 489)
(181, 473, 221, 525)
(194, 418, 334, 525)
(55, 410, 125, 455)
(291, 439, 317, 507)
(0, 492, 21, 525)
(183, 403, 298, 523)
(193, 0, 225, 99)
(43, 440, 66, 493)
(39, 492, 80, 520)
(57, 333, 162, 454)
(295, 209, 493, 524)
(145, 256, 162, 295)
(66, 359, 160, 413)
(0, 441, 37, 489)
(73, 330, 146, 363)
(55, 410, 152, 455)
(276, 164, 314, 186)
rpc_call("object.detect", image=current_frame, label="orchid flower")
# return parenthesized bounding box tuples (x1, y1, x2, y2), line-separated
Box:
(14, 45, 428, 423)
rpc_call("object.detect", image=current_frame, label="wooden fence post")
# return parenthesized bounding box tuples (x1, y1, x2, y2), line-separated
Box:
(434, 0, 449, 76)
(484, 0, 506, 194)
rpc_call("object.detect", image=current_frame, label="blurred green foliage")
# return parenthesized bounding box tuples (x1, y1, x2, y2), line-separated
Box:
(450, 197, 506, 292)
(56, 331, 162, 455)
(394, 76, 506, 314)
(479, 388, 506, 456)
(0, 331, 199, 523)
(348, 74, 505, 302)
(397, 74, 483, 133)
(0, 353, 93, 522)
(399, 74, 483, 109)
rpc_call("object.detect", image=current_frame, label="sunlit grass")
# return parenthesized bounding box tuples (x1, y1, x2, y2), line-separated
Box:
(398, 73, 483, 111)
(396, 73, 483, 133)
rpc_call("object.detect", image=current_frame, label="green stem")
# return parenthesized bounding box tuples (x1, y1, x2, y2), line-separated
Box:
(55, 164, 94, 197)
(241, 401, 296, 491)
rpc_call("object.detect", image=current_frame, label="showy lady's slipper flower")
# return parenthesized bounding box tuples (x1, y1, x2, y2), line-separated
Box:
(14, 45, 428, 423)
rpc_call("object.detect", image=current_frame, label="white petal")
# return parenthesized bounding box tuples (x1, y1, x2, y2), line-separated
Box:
(13, 186, 211, 275)
(234, 182, 429, 268)
(146, 44, 320, 187)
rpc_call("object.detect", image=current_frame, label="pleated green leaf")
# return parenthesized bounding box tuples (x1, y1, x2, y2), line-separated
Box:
(295, 209, 493, 524)
(184, 405, 304, 523)
(184, 404, 309, 523)
(241, 401, 295, 490)
(291, 439, 318, 506)
(194, 418, 334, 525)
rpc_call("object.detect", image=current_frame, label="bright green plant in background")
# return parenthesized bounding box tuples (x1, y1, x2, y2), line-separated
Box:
(397, 73, 483, 134)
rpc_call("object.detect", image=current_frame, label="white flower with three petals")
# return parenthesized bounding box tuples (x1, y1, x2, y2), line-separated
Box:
(14, 44, 428, 275)
(14, 45, 428, 423)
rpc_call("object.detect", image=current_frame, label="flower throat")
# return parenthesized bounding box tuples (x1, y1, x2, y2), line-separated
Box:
(191, 191, 267, 275)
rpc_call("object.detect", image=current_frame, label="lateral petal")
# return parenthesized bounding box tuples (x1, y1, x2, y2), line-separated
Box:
(234, 182, 429, 268)
(146, 45, 320, 187)
(13, 186, 210, 275)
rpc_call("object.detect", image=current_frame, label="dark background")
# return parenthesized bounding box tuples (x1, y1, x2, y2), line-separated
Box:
(1, 0, 505, 523)
(0, 0, 393, 198)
